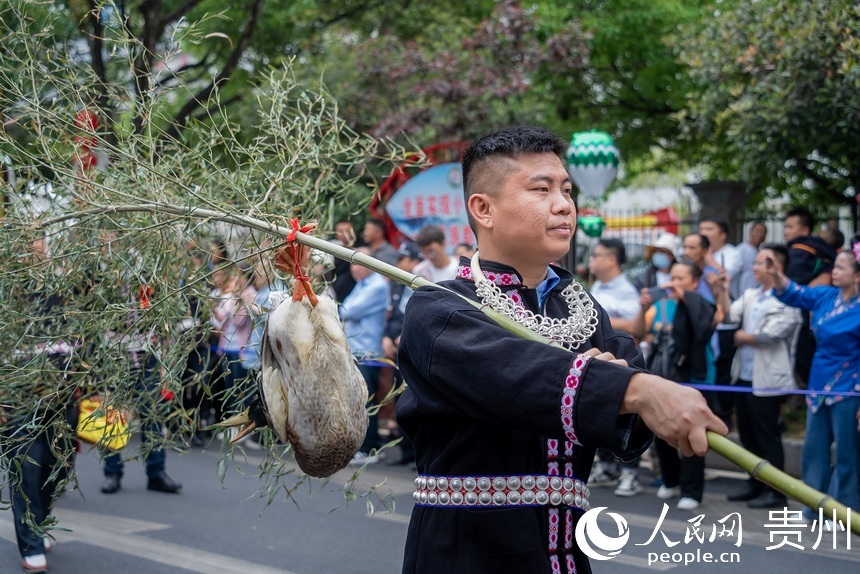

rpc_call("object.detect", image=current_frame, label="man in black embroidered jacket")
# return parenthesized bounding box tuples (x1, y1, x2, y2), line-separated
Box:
(395, 126, 727, 574)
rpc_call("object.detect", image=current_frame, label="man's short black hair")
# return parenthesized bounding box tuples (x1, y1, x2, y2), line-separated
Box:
(685, 233, 710, 250)
(699, 216, 729, 237)
(786, 207, 814, 233)
(760, 243, 789, 269)
(415, 225, 446, 247)
(597, 238, 626, 266)
(462, 125, 567, 232)
(366, 218, 386, 232)
(820, 228, 845, 251)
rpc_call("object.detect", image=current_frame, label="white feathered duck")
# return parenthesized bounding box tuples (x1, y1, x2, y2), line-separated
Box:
(220, 226, 369, 478)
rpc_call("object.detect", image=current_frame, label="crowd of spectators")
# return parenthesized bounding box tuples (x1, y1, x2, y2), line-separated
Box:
(586, 207, 860, 520)
(4, 207, 855, 572)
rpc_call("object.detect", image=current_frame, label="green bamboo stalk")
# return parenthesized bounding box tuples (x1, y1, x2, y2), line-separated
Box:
(37, 203, 860, 534)
(708, 432, 859, 535)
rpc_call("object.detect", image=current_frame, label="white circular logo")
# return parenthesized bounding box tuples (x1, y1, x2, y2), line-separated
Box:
(574, 506, 630, 561)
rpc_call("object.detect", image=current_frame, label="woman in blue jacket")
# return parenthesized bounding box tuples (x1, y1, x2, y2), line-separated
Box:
(766, 235, 860, 520)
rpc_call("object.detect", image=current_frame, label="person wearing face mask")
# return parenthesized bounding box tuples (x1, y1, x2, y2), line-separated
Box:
(632, 233, 681, 292)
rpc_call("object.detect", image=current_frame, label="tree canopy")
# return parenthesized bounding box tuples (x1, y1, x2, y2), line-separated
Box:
(676, 0, 860, 206)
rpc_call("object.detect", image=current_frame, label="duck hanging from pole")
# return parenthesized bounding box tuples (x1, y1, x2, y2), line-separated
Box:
(220, 220, 369, 478)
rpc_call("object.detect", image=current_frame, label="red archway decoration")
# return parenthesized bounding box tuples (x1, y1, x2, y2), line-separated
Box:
(370, 141, 469, 245)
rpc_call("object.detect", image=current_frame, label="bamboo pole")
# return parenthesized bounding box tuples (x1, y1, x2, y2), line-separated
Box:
(37, 204, 860, 535)
(708, 432, 858, 534)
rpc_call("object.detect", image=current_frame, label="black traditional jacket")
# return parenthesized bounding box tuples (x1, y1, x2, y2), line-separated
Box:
(396, 259, 653, 574)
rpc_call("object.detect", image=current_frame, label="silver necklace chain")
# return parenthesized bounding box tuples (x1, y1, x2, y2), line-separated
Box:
(470, 253, 598, 348)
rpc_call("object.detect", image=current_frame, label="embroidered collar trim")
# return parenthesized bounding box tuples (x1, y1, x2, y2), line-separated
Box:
(456, 264, 523, 286)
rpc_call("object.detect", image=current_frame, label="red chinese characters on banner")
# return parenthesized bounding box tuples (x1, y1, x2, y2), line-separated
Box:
(444, 224, 474, 246)
(392, 197, 475, 247)
(453, 197, 465, 215)
(440, 195, 451, 216)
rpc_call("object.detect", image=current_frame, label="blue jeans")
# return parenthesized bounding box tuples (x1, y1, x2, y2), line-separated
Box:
(801, 397, 860, 519)
(6, 426, 72, 558)
(104, 354, 166, 479)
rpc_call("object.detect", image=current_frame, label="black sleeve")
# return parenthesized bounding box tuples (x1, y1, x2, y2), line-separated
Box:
(678, 291, 717, 342)
(399, 288, 652, 455)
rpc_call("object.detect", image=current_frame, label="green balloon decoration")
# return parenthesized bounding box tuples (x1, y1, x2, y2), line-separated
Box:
(566, 130, 620, 199)
(578, 215, 605, 238)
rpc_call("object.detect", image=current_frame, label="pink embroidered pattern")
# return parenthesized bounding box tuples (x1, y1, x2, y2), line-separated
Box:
(548, 379, 586, 573)
(549, 508, 560, 552)
(561, 354, 590, 446)
(456, 265, 523, 286)
(509, 290, 525, 308)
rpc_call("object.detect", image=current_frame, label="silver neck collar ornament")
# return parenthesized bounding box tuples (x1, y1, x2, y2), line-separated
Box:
(469, 252, 598, 349)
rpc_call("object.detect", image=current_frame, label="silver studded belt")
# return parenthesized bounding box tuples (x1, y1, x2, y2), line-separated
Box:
(412, 474, 591, 509)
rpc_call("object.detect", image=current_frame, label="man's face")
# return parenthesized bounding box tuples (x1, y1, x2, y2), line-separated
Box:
(753, 249, 776, 284)
(749, 224, 767, 246)
(783, 216, 807, 242)
(698, 221, 725, 248)
(477, 152, 575, 266)
(683, 235, 707, 266)
(362, 222, 381, 245)
(350, 249, 373, 281)
(587, 246, 616, 277)
(419, 241, 447, 267)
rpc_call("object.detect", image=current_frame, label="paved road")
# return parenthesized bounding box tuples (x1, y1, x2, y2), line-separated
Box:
(2, 440, 858, 573)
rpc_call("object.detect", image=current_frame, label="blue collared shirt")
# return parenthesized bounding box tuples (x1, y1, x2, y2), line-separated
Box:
(536, 267, 560, 309)
(339, 273, 390, 356)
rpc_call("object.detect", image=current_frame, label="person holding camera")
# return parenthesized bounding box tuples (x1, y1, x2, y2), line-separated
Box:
(710, 245, 802, 509)
(635, 260, 717, 510)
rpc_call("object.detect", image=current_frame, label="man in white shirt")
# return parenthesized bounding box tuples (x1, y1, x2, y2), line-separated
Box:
(588, 238, 640, 335)
(414, 225, 459, 283)
(711, 244, 801, 509)
(699, 217, 743, 299)
(587, 238, 643, 498)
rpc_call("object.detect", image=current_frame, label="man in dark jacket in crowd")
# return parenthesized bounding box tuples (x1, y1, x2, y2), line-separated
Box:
(783, 207, 837, 387)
